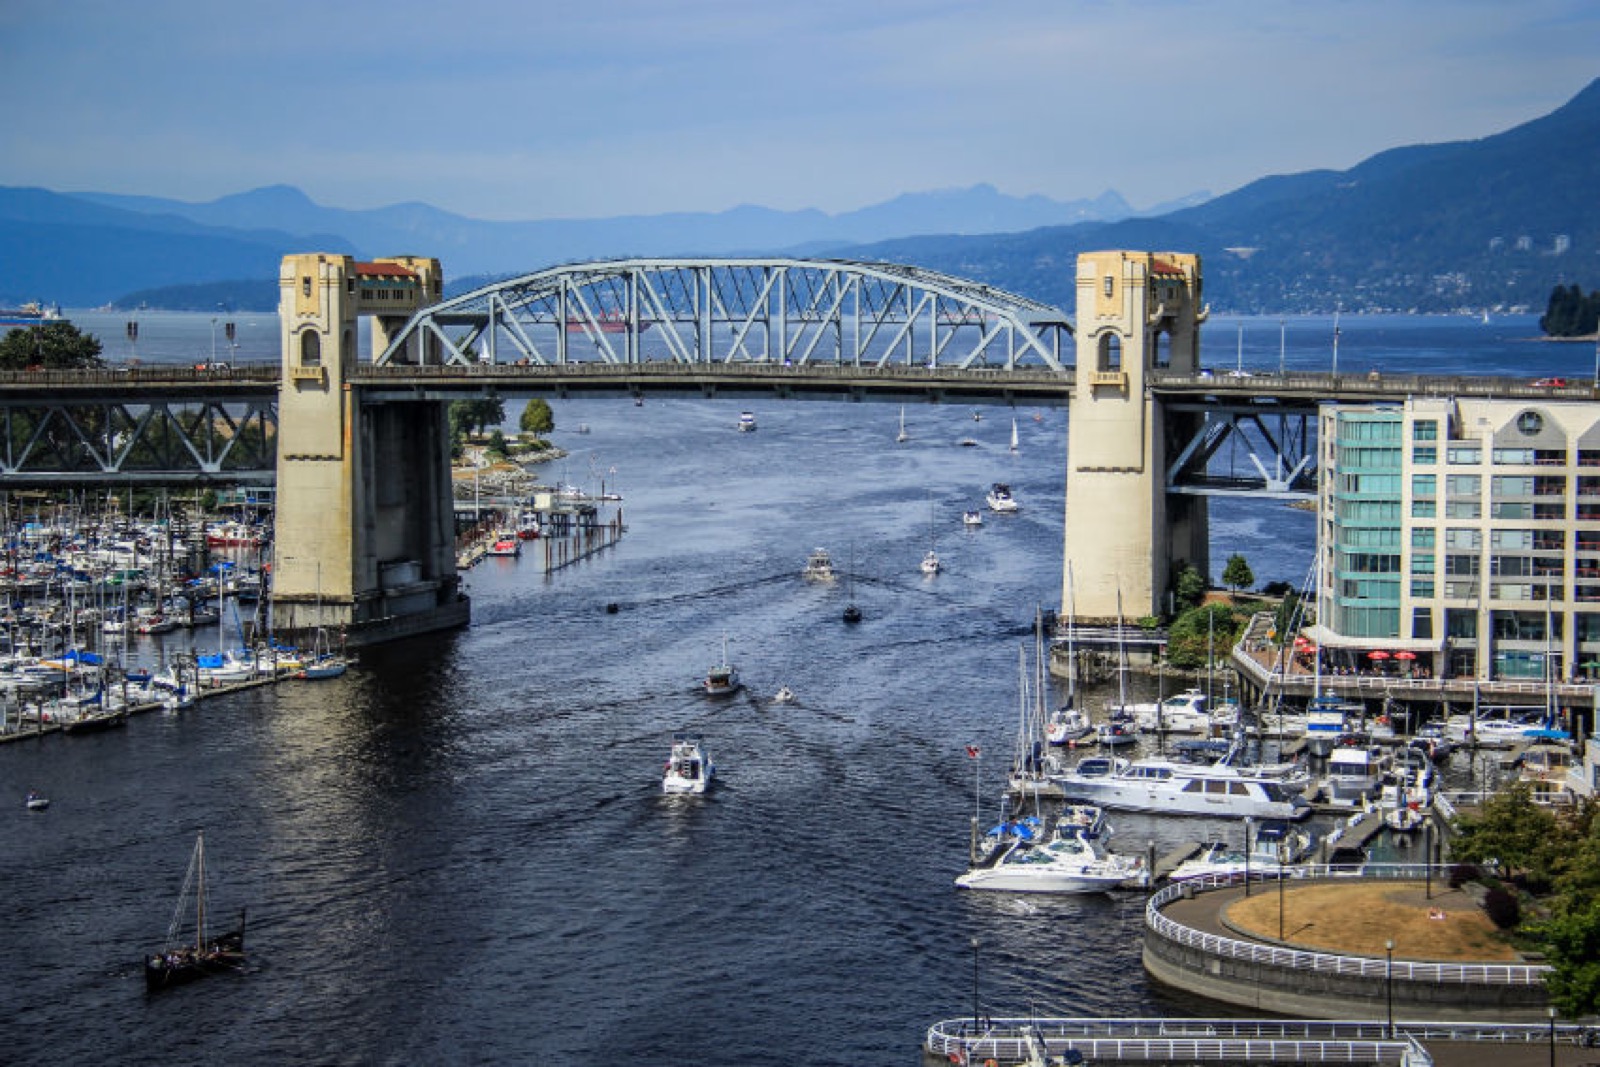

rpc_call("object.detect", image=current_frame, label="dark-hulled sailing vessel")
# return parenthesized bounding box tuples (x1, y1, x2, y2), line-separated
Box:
(144, 831, 247, 991)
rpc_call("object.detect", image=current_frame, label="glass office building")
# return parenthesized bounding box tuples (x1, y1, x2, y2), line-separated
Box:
(1317, 397, 1600, 682)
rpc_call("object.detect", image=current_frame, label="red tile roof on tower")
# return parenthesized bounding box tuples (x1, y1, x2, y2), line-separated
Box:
(1150, 258, 1185, 277)
(354, 261, 418, 278)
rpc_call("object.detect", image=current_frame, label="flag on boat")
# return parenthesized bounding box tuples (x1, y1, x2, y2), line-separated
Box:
(965, 745, 980, 759)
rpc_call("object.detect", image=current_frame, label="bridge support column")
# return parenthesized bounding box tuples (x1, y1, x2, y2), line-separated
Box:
(271, 253, 468, 648)
(1063, 251, 1208, 622)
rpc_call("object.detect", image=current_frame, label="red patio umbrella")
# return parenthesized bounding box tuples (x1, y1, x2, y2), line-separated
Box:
(1367, 650, 1391, 661)
(1394, 651, 1418, 661)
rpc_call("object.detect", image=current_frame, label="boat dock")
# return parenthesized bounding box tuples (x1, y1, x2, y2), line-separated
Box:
(1150, 842, 1204, 881)
(0, 670, 284, 745)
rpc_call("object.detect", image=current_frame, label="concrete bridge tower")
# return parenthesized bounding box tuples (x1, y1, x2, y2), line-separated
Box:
(272, 253, 469, 645)
(1063, 251, 1209, 622)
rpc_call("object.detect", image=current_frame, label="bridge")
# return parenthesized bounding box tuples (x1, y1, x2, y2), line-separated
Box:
(4, 252, 1585, 644)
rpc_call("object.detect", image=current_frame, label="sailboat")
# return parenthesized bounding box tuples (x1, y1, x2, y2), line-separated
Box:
(896, 407, 909, 444)
(920, 498, 940, 575)
(1009, 418, 1019, 454)
(843, 546, 862, 624)
(144, 831, 247, 990)
(297, 565, 348, 680)
(1045, 575, 1091, 746)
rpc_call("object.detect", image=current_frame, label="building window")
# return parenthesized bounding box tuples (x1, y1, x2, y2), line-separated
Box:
(1412, 474, 1437, 498)
(1412, 528, 1436, 548)
(1445, 609, 1478, 638)
(1445, 528, 1482, 549)
(1516, 410, 1544, 435)
(1411, 578, 1436, 598)
(1098, 332, 1122, 372)
(1103, 276, 1114, 297)
(299, 331, 321, 368)
(1413, 608, 1435, 640)
(302, 276, 312, 298)
(1413, 446, 1437, 464)
(1412, 500, 1437, 518)
(1413, 420, 1438, 441)
(1447, 474, 1482, 498)
(1446, 554, 1481, 576)
(1448, 446, 1482, 465)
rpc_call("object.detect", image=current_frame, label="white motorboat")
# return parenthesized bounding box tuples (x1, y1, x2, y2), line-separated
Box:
(662, 734, 715, 795)
(1442, 709, 1557, 747)
(1094, 720, 1139, 747)
(25, 790, 49, 811)
(985, 482, 1019, 513)
(737, 411, 757, 432)
(1322, 745, 1385, 808)
(1124, 689, 1215, 734)
(956, 814, 1144, 894)
(1305, 695, 1353, 757)
(962, 510, 983, 527)
(773, 685, 796, 704)
(802, 547, 836, 582)
(920, 548, 941, 575)
(1167, 821, 1312, 882)
(703, 635, 740, 697)
(1052, 753, 1312, 821)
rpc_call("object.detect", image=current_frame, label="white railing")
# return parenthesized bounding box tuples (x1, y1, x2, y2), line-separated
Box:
(926, 1017, 1593, 1065)
(1145, 871, 1549, 986)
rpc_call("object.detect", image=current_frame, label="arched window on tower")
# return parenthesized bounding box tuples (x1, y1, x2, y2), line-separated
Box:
(300, 330, 322, 368)
(1098, 332, 1122, 373)
(1152, 329, 1169, 368)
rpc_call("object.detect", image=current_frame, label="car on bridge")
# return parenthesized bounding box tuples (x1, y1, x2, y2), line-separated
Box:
(1532, 376, 1568, 388)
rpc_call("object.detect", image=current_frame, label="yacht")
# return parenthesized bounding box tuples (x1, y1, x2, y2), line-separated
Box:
(1443, 708, 1561, 747)
(737, 411, 757, 432)
(802, 547, 836, 582)
(1305, 695, 1354, 757)
(1122, 689, 1215, 734)
(985, 482, 1019, 513)
(956, 813, 1145, 894)
(662, 734, 715, 795)
(1052, 753, 1312, 821)
(1321, 745, 1385, 808)
(1167, 821, 1312, 882)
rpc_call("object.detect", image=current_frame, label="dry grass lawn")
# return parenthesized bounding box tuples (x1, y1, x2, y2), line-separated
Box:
(1224, 881, 1521, 962)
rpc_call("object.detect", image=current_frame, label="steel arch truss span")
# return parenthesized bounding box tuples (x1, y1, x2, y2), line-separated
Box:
(1164, 400, 1317, 499)
(0, 398, 277, 486)
(377, 258, 1073, 373)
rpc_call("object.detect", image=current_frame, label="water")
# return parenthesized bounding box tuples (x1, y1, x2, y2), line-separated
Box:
(0, 314, 1547, 1065)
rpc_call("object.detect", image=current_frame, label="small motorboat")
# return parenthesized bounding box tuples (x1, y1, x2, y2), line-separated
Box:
(962, 510, 983, 527)
(703, 636, 740, 696)
(919, 548, 941, 576)
(773, 685, 796, 704)
(25, 791, 49, 811)
(802, 547, 836, 582)
(663, 734, 714, 795)
(487, 533, 521, 557)
(986, 482, 1019, 513)
(737, 411, 757, 432)
(1094, 720, 1139, 747)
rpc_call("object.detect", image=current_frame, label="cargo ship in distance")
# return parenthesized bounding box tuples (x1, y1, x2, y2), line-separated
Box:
(0, 302, 66, 327)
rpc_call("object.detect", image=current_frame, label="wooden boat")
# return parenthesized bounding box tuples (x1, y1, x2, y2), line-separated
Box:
(144, 831, 247, 991)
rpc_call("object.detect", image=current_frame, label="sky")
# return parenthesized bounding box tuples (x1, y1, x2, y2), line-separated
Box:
(1, 0, 1596, 222)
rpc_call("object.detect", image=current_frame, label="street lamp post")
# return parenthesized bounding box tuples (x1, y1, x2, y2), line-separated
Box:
(1424, 821, 1433, 899)
(1244, 817, 1254, 897)
(1278, 838, 1287, 940)
(970, 937, 981, 1033)
(1549, 1005, 1557, 1067)
(1385, 939, 1396, 1038)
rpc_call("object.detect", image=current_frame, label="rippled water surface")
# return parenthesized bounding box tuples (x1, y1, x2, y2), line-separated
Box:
(2, 314, 1556, 1065)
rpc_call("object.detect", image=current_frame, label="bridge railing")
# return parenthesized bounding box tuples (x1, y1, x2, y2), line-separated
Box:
(1152, 369, 1596, 400)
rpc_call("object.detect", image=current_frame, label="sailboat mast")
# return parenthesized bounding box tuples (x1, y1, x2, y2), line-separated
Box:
(195, 831, 206, 948)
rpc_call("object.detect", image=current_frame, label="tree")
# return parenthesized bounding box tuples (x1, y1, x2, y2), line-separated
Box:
(1165, 601, 1250, 669)
(1540, 900, 1600, 1017)
(1449, 782, 1564, 886)
(449, 398, 506, 439)
(0, 322, 104, 369)
(1221, 553, 1254, 596)
(1171, 561, 1207, 613)
(520, 398, 554, 435)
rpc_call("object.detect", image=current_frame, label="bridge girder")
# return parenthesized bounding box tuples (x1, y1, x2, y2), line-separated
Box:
(0, 397, 277, 487)
(376, 258, 1074, 373)
(1163, 398, 1318, 499)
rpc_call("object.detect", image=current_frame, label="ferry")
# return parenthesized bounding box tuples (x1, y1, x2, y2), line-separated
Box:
(564, 311, 652, 334)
